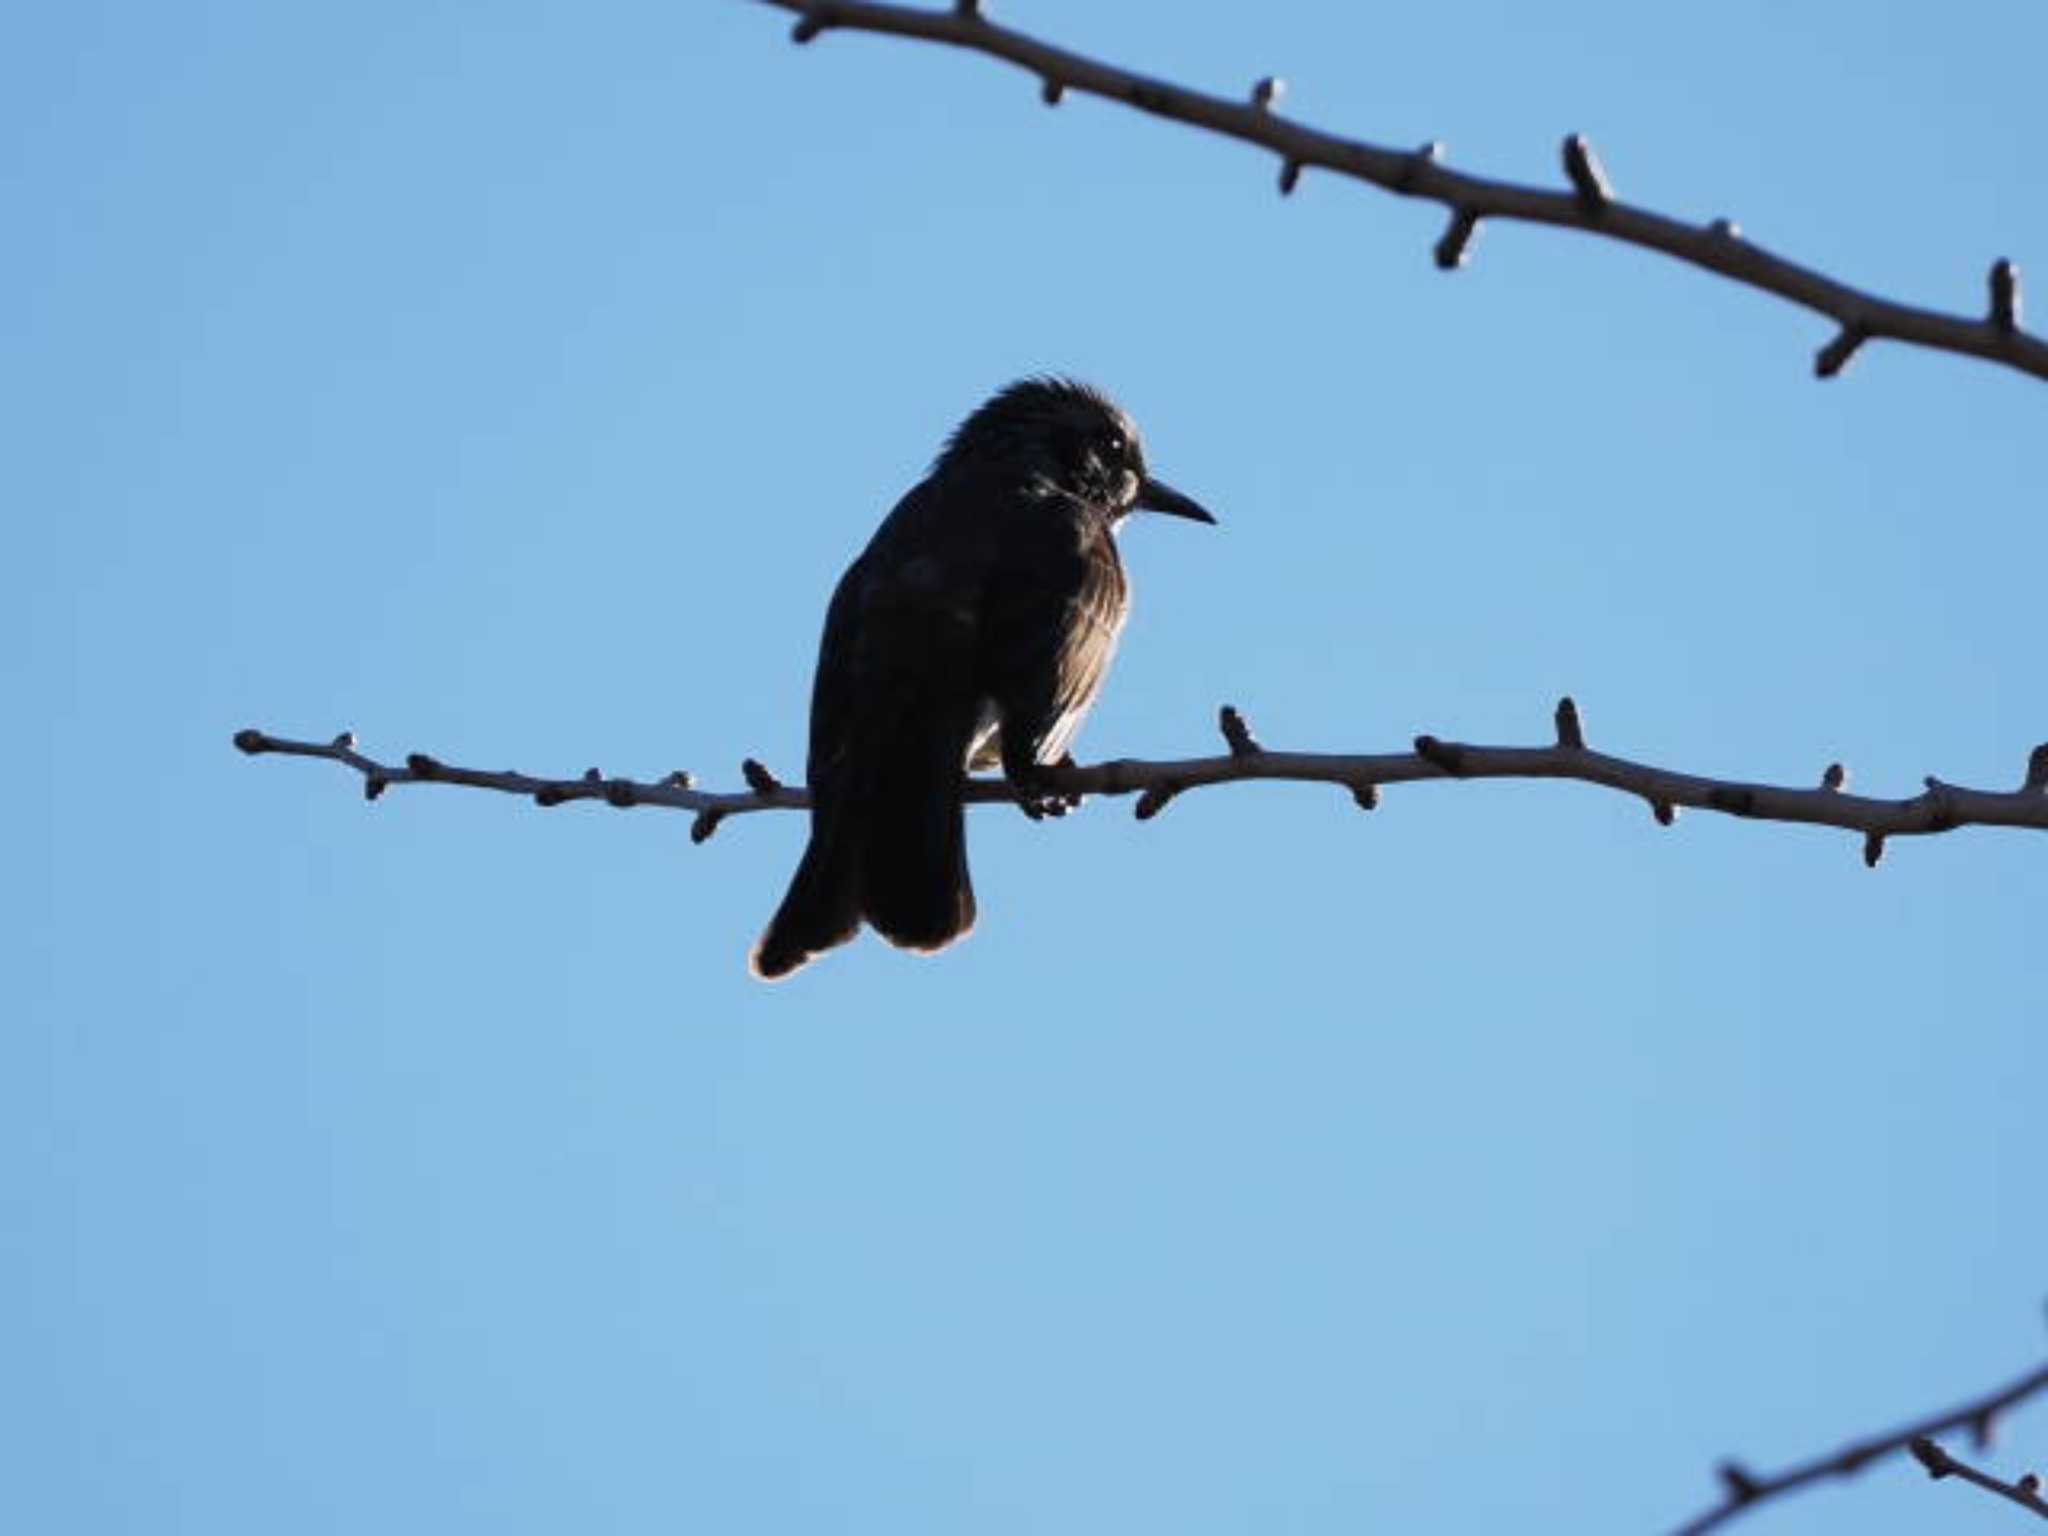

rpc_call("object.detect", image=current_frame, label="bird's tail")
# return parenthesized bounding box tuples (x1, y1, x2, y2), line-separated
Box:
(861, 716, 976, 955)
(750, 801, 866, 981)
(750, 702, 979, 981)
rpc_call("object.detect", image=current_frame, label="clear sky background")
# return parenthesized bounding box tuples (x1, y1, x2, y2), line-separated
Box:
(10, 2, 2047, 1532)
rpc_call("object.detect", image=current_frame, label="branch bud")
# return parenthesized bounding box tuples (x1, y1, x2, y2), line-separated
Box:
(1561, 133, 1613, 215)
(1414, 734, 1467, 775)
(1351, 782, 1380, 811)
(1040, 77, 1064, 105)
(406, 753, 442, 779)
(1651, 799, 1677, 826)
(790, 9, 827, 44)
(1815, 326, 1866, 378)
(2026, 743, 2048, 792)
(1863, 832, 1885, 868)
(1909, 1437, 1954, 1479)
(665, 770, 695, 790)
(1277, 159, 1302, 195)
(742, 758, 782, 795)
(1219, 704, 1261, 757)
(690, 810, 725, 844)
(1134, 782, 1180, 820)
(1717, 1461, 1760, 1503)
(1820, 762, 1846, 792)
(1396, 140, 1442, 193)
(1553, 695, 1585, 750)
(364, 777, 388, 802)
(1990, 259, 2022, 334)
(233, 728, 267, 754)
(1251, 76, 1285, 111)
(1434, 207, 1479, 270)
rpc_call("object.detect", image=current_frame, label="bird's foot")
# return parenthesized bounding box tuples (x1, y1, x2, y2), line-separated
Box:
(1008, 755, 1084, 821)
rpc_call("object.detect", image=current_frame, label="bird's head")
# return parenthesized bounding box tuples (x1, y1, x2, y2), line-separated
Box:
(935, 377, 1216, 526)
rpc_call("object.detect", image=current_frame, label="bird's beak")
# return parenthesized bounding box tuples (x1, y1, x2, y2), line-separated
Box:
(1135, 476, 1217, 525)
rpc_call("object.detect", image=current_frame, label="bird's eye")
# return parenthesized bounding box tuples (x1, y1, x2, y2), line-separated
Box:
(1104, 434, 1125, 456)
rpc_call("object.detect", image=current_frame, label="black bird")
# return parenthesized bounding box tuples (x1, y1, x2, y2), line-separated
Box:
(751, 378, 1215, 980)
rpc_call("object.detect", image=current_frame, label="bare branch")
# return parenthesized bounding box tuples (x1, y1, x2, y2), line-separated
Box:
(1910, 1436, 2048, 1523)
(1671, 1358, 2048, 1535)
(232, 699, 2048, 850)
(758, 0, 2047, 386)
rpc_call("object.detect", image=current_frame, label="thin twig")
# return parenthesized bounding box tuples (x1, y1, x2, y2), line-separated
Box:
(1910, 1437, 2048, 1523)
(754, 0, 2045, 386)
(232, 696, 2048, 850)
(1671, 1359, 2048, 1535)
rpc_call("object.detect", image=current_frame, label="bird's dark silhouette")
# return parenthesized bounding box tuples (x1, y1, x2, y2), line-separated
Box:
(751, 378, 1215, 980)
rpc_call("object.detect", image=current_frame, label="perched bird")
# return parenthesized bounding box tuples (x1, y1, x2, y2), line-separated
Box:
(751, 378, 1215, 980)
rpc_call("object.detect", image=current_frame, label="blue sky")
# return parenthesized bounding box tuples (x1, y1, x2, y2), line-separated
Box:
(9, 2, 2046, 1532)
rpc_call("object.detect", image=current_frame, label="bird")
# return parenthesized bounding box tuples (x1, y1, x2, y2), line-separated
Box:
(750, 377, 1216, 980)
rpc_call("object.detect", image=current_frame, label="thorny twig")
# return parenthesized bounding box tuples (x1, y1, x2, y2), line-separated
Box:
(1909, 1436, 2048, 1524)
(234, 698, 2048, 856)
(755, 0, 2044, 386)
(1672, 1357, 2048, 1534)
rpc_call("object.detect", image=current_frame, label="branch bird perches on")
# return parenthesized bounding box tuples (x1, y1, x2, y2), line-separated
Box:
(234, 698, 2048, 860)
(754, 0, 2044, 386)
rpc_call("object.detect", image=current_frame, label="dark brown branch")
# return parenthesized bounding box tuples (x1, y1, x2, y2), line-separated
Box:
(1910, 1436, 2048, 1522)
(1671, 1358, 2048, 1535)
(232, 696, 2048, 848)
(757, 0, 2047, 386)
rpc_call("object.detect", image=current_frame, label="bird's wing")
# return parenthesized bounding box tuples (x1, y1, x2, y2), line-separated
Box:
(806, 479, 983, 790)
(978, 508, 1128, 770)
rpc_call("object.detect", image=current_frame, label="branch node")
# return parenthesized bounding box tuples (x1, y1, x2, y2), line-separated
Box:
(1434, 207, 1480, 270)
(1250, 75, 1285, 112)
(1561, 133, 1613, 215)
(1554, 695, 1585, 750)
(742, 758, 783, 796)
(406, 752, 442, 780)
(1990, 259, 2023, 334)
(1815, 325, 1868, 378)
(1396, 140, 1442, 193)
(1040, 76, 1063, 106)
(604, 779, 639, 808)
(1910, 1437, 1955, 1480)
(1821, 761, 1847, 792)
(1219, 704, 1261, 757)
(1864, 832, 1886, 868)
(2026, 743, 2048, 792)
(1351, 781, 1380, 812)
(1277, 158, 1302, 196)
(533, 785, 566, 807)
(1414, 734, 1468, 776)
(1134, 782, 1180, 820)
(232, 728, 267, 755)
(690, 809, 725, 844)
(1717, 1461, 1761, 1503)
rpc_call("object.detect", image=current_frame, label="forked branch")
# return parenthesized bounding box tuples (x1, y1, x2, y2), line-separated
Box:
(1673, 1354, 2048, 1534)
(234, 697, 2048, 857)
(755, 0, 2045, 385)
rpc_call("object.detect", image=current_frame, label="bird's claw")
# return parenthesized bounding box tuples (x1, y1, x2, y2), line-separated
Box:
(1008, 756, 1083, 821)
